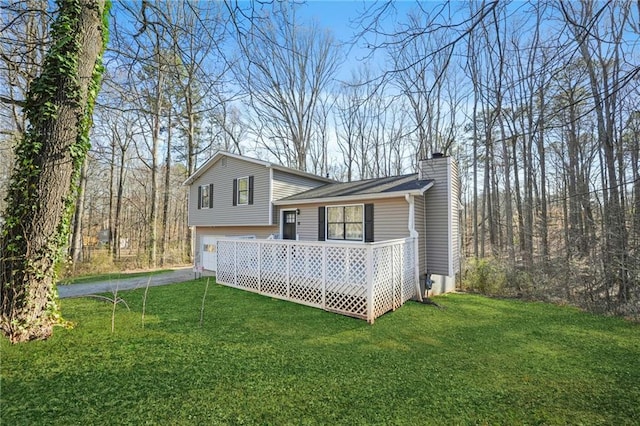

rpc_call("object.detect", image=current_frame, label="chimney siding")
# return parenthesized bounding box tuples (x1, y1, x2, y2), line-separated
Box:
(419, 156, 460, 277)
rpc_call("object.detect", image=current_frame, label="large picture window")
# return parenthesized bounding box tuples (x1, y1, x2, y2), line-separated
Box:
(327, 205, 363, 241)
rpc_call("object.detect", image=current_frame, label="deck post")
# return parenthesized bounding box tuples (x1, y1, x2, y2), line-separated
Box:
(413, 236, 420, 300)
(286, 242, 291, 299)
(233, 241, 238, 286)
(392, 244, 397, 310)
(257, 241, 262, 292)
(322, 245, 327, 310)
(367, 244, 374, 323)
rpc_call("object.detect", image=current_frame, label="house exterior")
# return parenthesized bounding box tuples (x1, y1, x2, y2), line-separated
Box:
(184, 150, 460, 299)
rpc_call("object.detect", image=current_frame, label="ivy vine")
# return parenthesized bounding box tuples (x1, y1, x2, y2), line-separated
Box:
(1, 0, 111, 337)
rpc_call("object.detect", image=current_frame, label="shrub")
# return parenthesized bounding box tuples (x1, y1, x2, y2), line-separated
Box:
(463, 258, 506, 295)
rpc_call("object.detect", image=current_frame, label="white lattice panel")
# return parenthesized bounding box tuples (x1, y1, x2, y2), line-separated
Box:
(401, 240, 416, 303)
(325, 246, 347, 287)
(216, 241, 235, 285)
(236, 241, 259, 291)
(260, 243, 288, 297)
(372, 246, 393, 318)
(392, 244, 402, 309)
(290, 245, 323, 306)
(325, 246, 368, 318)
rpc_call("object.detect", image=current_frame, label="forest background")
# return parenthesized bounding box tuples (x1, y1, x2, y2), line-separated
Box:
(1, 0, 639, 319)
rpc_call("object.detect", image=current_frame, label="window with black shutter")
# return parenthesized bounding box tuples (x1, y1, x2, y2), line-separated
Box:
(198, 184, 213, 209)
(324, 204, 371, 242)
(234, 176, 253, 206)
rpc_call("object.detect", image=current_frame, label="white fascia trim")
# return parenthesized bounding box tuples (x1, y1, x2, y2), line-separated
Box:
(274, 189, 428, 206)
(194, 223, 275, 227)
(183, 150, 272, 186)
(419, 181, 435, 194)
(185, 149, 333, 186)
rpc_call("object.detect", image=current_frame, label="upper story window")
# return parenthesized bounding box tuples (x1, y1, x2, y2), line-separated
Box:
(327, 205, 363, 241)
(237, 176, 249, 205)
(233, 176, 254, 206)
(198, 183, 213, 209)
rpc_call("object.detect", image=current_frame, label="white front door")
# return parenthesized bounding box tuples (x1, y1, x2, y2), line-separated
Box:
(202, 236, 220, 271)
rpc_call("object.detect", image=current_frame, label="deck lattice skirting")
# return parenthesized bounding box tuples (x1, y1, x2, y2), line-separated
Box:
(216, 237, 417, 323)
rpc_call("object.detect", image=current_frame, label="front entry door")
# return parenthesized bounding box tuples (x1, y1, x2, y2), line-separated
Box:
(282, 210, 297, 240)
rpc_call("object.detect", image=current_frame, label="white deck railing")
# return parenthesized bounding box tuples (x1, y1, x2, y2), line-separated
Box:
(216, 237, 418, 323)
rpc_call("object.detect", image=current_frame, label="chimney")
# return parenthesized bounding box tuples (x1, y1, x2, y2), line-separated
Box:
(421, 152, 460, 279)
(418, 153, 446, 180)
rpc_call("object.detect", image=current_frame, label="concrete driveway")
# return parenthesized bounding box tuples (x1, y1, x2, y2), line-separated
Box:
(57, 267, 211, 298)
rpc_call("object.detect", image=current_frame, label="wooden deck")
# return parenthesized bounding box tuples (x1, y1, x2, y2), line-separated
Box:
(216, 237, 418, 323)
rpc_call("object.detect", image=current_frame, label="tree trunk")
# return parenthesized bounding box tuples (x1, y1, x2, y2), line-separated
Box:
(70, 159, 89, 266)
(113, 144, 127, 260)
(537, 87, 549, 262)
(160, 113, 172, 267)
(0, 0, 107, 343)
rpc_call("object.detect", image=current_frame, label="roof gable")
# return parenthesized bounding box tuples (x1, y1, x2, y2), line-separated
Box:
(183, 150, 334, 186)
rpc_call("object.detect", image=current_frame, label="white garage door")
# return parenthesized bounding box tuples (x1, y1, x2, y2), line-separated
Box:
(202, 236, 220, 272)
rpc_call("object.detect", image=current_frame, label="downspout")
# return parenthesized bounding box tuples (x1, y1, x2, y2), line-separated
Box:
(405, 194, 423, 302)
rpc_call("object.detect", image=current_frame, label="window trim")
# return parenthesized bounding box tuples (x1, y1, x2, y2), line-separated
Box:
(326, 204, 365, 242)
(198, 183, 213, 209)
(237, 176, 249, 206)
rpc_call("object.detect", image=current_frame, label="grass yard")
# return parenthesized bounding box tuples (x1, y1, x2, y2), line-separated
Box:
(2, 280, 639, 425)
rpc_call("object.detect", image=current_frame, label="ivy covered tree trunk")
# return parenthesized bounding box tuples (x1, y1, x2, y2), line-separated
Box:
(0, 0, 109, 343)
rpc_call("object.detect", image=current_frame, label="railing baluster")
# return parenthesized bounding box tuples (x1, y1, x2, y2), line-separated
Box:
(367, 244, 374, 323)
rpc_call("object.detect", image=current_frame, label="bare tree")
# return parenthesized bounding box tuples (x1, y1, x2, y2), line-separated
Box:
(0, 0, 51, 213)
(561, 0, 634, 303)
(235, 3, 341, 171)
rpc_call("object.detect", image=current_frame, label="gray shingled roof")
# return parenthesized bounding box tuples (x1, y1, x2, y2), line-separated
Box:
(276, 173, 434, 202)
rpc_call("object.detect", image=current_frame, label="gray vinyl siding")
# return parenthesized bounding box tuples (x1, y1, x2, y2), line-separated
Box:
(450, 161, 460, 274)
(421, 156, 459, 276)
(271, 170, 327, 224)
(188, 155, 270, 226)
(293, 197, 410, 242)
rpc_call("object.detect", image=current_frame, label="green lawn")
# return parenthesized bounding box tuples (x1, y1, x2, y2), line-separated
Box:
(59, 268, 174, 285)
(2, 281, 639, 425)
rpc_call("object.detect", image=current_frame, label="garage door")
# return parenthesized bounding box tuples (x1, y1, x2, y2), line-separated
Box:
(202, 236, 220, 272)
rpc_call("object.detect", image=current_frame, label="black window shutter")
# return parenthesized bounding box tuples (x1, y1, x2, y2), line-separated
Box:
(318, 206, 325, 241)
(209, 183, 214, 209)
(197, 186, 202, 209)
(364, 203, 374, 242)
(248, 175, 254, 205)
(232, 178, 237, 206)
